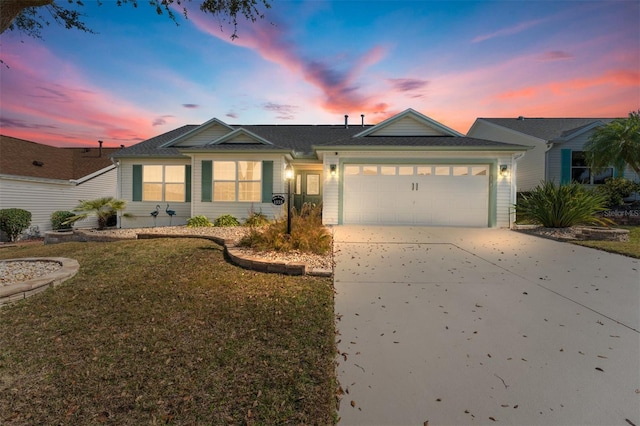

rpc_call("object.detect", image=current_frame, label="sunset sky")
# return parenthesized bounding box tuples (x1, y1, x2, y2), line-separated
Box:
(0, 0, 638, 148)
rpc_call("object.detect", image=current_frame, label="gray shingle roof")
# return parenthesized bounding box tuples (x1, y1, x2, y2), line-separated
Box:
(478, 118, 615, 141)
(114, 122, 527, 159)
(315, 135, 526, 149)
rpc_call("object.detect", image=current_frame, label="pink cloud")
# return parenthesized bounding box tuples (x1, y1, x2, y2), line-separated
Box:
(472, 18, 548, 43)
(498, 87, 538, 100)
(0, 41, 161, 147)
(187, 10, 393, 119)
(539, 50, 574, 61)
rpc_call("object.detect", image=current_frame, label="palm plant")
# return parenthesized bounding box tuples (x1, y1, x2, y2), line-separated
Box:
(65, 197, 132, 230)
(515, 181, 612, 228)
(584, 110, 640, 176)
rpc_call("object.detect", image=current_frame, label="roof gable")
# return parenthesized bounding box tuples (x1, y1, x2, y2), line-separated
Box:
(475, 117, 613, 141)
(355, 108, 464, 137)
(160, 118, 234, 147)
(208, 128, 274, 146)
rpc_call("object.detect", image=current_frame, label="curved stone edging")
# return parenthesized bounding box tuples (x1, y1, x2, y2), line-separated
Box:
(136, 233, 332, 277)
(0, 257, 80, 307)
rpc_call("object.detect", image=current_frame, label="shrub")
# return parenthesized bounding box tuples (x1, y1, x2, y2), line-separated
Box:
(595, 177, 640, 208)
(239, 203, 331, 254)
(66, 197, 132, 230)
(515, 181, 612, 228)
(0, 208, 32, 242)
(244, 210, 270, 227)
(187, 215, 213, 227)
(214, 214, 240, 227)
(51, 210, 75, 230)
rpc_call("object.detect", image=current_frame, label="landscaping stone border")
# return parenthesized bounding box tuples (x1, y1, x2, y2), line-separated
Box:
(0, 257, 80, 307)
(44, 230, 332, 276)
(137, 233, 332, 277)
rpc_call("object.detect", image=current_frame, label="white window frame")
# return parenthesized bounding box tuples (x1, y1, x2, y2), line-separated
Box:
(571, 151, 613, 184)
(142, 165, 186, 202)
(213, 160, 262, 202)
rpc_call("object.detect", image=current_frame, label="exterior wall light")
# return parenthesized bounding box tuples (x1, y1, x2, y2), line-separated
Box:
(330, 164, 337, 176)
(284, 164, 294, 234)
(499, 164, 509, 177)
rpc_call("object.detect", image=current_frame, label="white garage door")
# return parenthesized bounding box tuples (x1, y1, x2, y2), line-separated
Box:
(343, 164, 490, 226)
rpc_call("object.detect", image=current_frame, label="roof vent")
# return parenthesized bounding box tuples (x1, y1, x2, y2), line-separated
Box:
(361, 114, 365, 127)
(344, 115, 349, 129)
(517, 116, 525, 121)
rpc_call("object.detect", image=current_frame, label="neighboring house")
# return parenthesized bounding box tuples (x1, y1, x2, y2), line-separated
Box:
(467, 116, 640, 192)
(112, 109, 527, 228)
(0, 135, 120, 237)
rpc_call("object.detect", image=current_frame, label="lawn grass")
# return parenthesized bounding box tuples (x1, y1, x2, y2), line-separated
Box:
(573, 226, 640, 258)
(0, 238, 336, 424)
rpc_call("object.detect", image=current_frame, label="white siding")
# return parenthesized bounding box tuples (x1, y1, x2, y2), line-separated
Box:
(190, 153, 287, 224)
(370, 116, 446, 136)
(322, 156, 340, 224)
(0, 169, 116, 237)
(117, 158, 191, 228)
(320, 150, 514, 228)
(467, 120, 543, 191)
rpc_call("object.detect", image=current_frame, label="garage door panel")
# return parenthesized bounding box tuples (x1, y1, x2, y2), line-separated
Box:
(343, 164, 489, 227)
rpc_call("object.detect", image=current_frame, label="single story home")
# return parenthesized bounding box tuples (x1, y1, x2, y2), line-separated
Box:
(467, 117, 640, 192)
(112, 109, 528, 228)
(0, 135, 120, 238)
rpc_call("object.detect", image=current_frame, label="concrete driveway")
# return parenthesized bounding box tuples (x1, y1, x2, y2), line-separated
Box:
(333, 226, 639, 426)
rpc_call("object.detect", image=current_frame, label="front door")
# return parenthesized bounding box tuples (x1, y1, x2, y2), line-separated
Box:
(293, 171, 322, 212)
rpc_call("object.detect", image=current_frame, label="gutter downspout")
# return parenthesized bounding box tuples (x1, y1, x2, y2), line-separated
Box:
(544, 141, 555, 182)
(111, 157, 122, 228)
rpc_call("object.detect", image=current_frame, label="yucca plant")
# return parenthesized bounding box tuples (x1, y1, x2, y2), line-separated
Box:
(515, 181, 612, 228)
(65, 197, 133, 230)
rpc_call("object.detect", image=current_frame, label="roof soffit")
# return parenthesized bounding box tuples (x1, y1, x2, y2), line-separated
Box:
(354, 108, 465, 138)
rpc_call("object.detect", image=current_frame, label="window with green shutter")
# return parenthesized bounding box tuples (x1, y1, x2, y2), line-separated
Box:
(262, 161, 273, 203)
(201, 160, 212, 202)
(132, 165, 143, 201)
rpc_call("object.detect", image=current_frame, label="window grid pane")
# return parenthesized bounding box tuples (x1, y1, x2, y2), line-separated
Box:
(214, 161, 236, 180)
(472, 166, 487, 176)
(398, 166, 414, 176)
(165, 184, 185, 202)
(165, 166, 185, 183)
(143, 183, 162, 201)
(453, 166, 469, 176)
(345, 166, 360, 175)
(238, 182, 261, 202)
(238, 161, 261, 180)
(435, 166, 450, 176)
(214, 182, 236, 201)
(143, 165, 163, 182)
(363, 166, 377, 175)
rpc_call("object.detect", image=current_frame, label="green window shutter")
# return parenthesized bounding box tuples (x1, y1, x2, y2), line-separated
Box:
(132, 164, 143, 201)
(201, 160, 212, 202)
(613, 167, 624, 178)
(185, 165, 192, 202)
(560, 149, 571, 185)
(262, 161, 274, 203)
